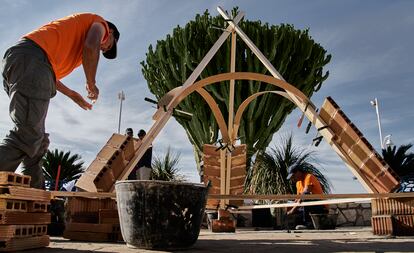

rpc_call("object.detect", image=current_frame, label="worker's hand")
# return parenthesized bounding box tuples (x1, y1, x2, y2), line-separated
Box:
(86, 83, 99, 102)
(287, 210, 293, 215)
(71, 92, 92, 110)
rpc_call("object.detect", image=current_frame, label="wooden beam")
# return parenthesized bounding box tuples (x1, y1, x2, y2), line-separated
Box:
(51, 191, 116, 199)
(238, 198, 371, 210)
(218, 6, 377, 193)
(208, 192, 414, 200)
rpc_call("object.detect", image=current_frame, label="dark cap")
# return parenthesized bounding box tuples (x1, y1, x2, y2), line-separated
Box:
(103, 21, 120, 59)
(286, 162, 301, 180)
(138, 129, 146, 138)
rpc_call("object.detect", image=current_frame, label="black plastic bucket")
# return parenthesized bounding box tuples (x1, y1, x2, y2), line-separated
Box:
(115, 180, 208, 249)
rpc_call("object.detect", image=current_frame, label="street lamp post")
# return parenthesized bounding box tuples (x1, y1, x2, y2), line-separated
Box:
(117, 90, 125, 134)
(370, 98, 384, 149)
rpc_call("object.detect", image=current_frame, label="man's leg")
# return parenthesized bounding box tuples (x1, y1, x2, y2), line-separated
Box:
(0, 91, 50, 189)
(22, 133, 49, 189)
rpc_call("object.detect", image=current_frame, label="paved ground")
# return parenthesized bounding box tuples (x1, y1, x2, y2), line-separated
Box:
(25, 227, 414, 253)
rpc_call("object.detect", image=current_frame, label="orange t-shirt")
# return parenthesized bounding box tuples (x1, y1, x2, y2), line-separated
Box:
(296, 173, 324, 195)
(25, 13, 109, 80)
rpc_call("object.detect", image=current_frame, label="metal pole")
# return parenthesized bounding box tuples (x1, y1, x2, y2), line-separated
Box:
(118, 91, 125, 134)
(371, 98, 384, 149)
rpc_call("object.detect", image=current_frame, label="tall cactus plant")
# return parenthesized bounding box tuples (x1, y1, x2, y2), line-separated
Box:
(141, 8, 331, 175)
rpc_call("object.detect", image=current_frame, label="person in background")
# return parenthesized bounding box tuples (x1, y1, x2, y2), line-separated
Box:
(125, 128, 133, 137)
(0, 13, 119, 189)
(128, 129, 152, 180)
(286, 163, 328, 229)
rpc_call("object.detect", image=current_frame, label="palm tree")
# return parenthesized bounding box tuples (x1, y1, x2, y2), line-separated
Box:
(22, 149, 85, 190)
(246, 134, 331, 200)
(151, 147, 186, 181)
(382, 144, 414, 177)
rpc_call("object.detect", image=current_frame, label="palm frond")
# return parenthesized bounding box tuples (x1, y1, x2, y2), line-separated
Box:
(151, 147, 185, 181)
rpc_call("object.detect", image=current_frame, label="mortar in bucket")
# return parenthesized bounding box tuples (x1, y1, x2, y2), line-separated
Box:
(115, 180, 209, 249)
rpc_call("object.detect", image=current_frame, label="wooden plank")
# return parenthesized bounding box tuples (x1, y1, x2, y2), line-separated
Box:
(0, 186, 51, 202)
(0, 199, 27, 212)
(0, 235, 49, 252)
(0, 225, 48, 239)
(238, 198, 371, 210)
(0, 172, 30, 187)
(65, 223, 120, 233)
(208, 192, 414, 200)
(51, 191, 116, 199)
(0, 211, 51, 225)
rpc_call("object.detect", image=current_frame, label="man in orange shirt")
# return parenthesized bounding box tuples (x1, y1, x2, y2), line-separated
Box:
(286, 164, 328, 228)
(0, 13, 120, 189)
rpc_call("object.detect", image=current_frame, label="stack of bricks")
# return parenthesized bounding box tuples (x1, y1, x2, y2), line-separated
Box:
(371, 198, 414, 235)
(63, 197, 122, 242)
(75, 134, 135, 192)
(0, 172, 51, 252)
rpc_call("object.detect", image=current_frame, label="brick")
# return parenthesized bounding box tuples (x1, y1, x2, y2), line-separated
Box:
(372, 198, 414, 215)
(0, 172, 30, 188)
(0, 186, 51, 202)
(65, 197, 117, 215)
(0, 212, 51, 225)
(211, 218, 236, 232)
(0, 225, 47, 239)
(0, 199, 27, 212)
(65, 222, 120, 233)
(0, 235, 49, 252)
(63, 230, 122, 242)
(99, 209, 119, 224)
(372, 215, 393, 235)
(27, 201, 50, 213)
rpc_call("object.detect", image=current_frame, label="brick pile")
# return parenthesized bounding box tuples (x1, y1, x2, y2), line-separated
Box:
(63, 197, 122, 242)
(371, 197, 414, 235)
(0, 172, 51, 251)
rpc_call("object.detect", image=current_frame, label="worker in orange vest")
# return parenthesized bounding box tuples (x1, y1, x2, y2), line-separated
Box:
(0, 13, 120, 189)
(286, 163, 328, 229)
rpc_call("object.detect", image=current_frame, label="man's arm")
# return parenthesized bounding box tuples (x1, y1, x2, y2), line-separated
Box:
(56, 81, 92, 110)
(287, 185, 313, 215)
(83, 22, 106, 101)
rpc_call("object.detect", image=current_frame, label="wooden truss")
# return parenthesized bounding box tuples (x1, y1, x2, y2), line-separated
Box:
(76, 6, 399, 197)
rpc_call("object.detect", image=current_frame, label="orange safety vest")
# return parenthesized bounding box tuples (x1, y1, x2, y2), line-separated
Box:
(25, 13, 109, 80)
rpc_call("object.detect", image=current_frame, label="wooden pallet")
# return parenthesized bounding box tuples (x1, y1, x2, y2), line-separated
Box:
(0, 211, 51, 225)
(0, 186, 51, 202)
(0, 172, 30, 188)
(0, 224, 48, 239)
(0, 235, 49, 252)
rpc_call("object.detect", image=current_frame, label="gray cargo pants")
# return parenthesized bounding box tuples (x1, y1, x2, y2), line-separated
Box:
(0, 38, 56, 189)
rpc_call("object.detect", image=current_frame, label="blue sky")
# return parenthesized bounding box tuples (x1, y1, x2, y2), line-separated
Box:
(0, 0, 413, 193)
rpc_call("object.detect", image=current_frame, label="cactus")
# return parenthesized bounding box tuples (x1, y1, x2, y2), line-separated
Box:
(141, 8, 331, 175)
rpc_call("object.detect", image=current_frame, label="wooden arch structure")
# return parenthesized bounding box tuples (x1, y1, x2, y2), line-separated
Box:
(76, 6, 399, 200)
